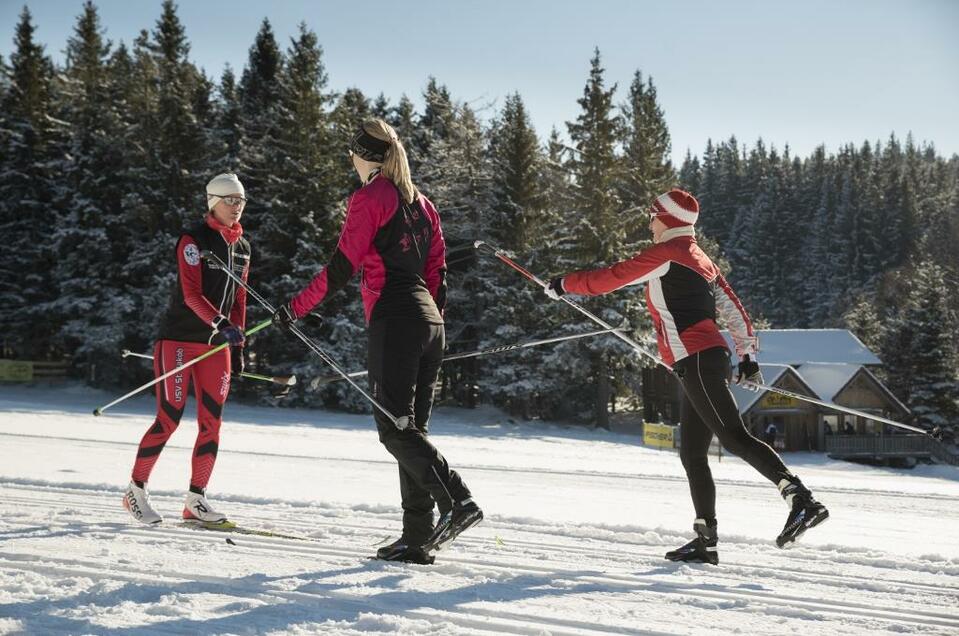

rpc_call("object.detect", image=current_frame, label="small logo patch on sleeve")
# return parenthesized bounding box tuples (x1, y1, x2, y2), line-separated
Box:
(184, 243, 200, 266)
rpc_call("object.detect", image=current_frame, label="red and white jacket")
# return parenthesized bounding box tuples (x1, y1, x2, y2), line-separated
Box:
(562, 227, 757, 366)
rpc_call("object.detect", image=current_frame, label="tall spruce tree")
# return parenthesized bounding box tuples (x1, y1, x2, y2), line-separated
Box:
(884, 262, 959, 428)
(618, 71, 674, 246)
(237, 18, 284, 239)
(121, 3, 212, 348)
(50, 1, 135, 382)
(388, 94, 418, 169)
(545, 49, 637, 427)
(273, 27, 369, 411)
(476, 92, 552, 414)
(0, 7, 60, 358)
(209, 65, 242, 171)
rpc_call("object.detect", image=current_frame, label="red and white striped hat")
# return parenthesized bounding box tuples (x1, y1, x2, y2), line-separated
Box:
(651, 188, 699, 228)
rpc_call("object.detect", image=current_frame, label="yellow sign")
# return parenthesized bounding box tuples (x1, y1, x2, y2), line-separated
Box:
(0, 360, 33, 382)
(644, 422, 675, 449)
(760, 392, 798, 409)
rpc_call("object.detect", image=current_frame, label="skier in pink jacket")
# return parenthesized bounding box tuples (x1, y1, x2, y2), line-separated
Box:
(273, 119, 483, 564)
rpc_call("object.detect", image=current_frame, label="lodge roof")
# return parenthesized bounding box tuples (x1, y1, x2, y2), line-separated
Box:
(720, 329, 881, 366)
(727, 361, 910, 416)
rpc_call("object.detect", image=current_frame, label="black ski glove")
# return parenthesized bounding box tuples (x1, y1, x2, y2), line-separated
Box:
(213, 316, 245, 346)
(736, 354, 763, 390)
(545, 277, 567, 300)
(230, 346, 244, 376)
(273, 302, 298, 330)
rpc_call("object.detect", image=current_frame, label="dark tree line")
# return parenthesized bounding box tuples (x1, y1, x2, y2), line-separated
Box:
(1, 2, 956, 427)
(679, 137, 959, 428)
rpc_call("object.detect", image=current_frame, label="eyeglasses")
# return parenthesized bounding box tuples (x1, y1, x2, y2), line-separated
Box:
(221, 196, 247, 207)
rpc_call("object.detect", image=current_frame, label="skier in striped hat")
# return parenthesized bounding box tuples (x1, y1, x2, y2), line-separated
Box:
(544, 188, 829, 562)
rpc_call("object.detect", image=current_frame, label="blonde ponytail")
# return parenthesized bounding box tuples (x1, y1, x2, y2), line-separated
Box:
(362, 119, 417, 204)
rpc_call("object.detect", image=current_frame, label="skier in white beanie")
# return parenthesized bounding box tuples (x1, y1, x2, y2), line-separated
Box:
(123, 172, 251, 527)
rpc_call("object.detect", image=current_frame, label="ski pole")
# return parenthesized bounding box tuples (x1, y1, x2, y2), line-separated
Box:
(475, 240, 929, 437)
(199, 250, 404, 428)
(737, 383, 928, 434)
(474, 240, 665, 368)
(120, 349, 297, 388)
(313, 326, 626, 385)
(93, 319, 273, 416)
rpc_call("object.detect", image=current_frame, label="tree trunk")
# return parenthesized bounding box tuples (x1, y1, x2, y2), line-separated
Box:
(595, 353, 610, 430)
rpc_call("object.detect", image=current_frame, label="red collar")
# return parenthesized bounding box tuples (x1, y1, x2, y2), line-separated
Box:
(206, 214, 243, 244)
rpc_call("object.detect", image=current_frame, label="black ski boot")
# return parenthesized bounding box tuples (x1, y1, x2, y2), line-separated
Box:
(375, 538, 435, 565)
(665, 518, 718, 565)
(776, 476, 829, 548)
(421, 498, 483, 553)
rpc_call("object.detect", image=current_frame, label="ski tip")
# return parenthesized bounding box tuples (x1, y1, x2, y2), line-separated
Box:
(226, 537, 236, 545)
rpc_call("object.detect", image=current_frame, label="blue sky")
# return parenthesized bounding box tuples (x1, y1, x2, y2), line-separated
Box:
(2, 0, 957, 164)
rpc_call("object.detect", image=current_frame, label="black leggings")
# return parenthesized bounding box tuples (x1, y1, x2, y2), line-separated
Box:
(674, 347, 790, 521)
(368, 318, 471, 544)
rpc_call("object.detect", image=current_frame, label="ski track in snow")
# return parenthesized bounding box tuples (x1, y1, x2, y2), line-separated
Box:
(1, 385, 958, 635)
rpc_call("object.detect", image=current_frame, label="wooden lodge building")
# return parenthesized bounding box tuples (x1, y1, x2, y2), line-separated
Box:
(641, 329, 911, 452)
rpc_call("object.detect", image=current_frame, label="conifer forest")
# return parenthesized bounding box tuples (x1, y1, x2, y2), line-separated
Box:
(1, 2, 956, 428)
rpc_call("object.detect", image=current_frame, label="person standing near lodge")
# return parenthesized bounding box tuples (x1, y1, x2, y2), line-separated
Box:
(764, 421, 778, 447)
(544, 188, 829, 563)
(272, 119, 482, 564)
(123, 173, 251, 525)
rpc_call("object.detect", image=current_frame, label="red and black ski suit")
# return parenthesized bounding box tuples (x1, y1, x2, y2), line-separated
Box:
(289, 173, 471, 545)
(563, 228, 790, 522)
(131, 215, 250, 491)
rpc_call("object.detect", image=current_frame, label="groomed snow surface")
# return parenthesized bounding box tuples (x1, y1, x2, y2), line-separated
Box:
(1, 384, 957, 635)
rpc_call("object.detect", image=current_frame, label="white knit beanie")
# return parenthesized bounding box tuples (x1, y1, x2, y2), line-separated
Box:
(206, 173, 245, 210)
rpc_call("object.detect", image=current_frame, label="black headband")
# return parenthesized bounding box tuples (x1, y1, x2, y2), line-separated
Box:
(349, 128, 391, 163)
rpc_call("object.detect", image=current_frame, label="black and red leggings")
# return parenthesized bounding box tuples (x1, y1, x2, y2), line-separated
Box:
(131, 340, 232, 490)
(674, 347, 790, 521)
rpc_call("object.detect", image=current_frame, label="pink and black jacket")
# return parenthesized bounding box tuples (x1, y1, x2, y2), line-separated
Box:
(563, 229, 757, 366)
(291, 173, 446, 324)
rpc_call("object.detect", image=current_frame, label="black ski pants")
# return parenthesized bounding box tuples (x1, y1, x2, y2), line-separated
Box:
(674, 347, 790, 521)
(368, 318, 471, 545)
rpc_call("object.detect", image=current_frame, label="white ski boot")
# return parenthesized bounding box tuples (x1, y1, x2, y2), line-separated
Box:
(182, 490, 227, 523)
(123, 481, 162, 525)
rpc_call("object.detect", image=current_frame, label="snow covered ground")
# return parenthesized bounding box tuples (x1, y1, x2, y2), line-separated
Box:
(1, 383, 957, 635)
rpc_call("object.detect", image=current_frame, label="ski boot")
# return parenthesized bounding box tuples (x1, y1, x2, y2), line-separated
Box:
(375, 538, 435, 565)
(776, 476, 829, 548)
(421, 498, 483, 553)
(182, 489, 227, 523)
(665, 518, 718, 565)
(123, 481, 162, 525)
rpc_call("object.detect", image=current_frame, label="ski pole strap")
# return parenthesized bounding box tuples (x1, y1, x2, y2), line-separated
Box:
(474, 240, 668, 370)
(93, 319, 273, 416)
